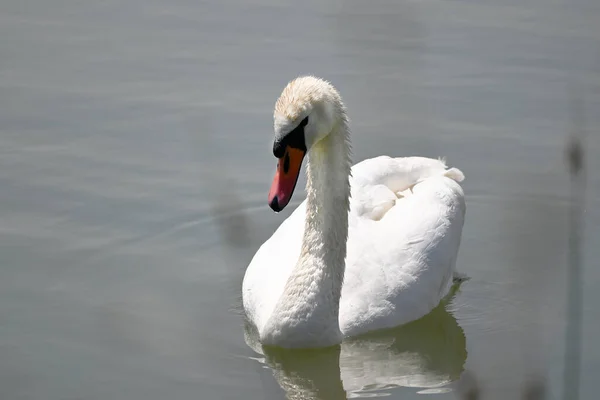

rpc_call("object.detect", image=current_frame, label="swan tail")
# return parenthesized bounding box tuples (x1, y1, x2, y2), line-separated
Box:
(443, 167, 465, 183)
(407, 157, 465, 185)
(452, 270, 469, 282)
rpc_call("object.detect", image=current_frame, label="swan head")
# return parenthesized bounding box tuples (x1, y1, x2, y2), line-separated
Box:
(268, 76, 345, 212)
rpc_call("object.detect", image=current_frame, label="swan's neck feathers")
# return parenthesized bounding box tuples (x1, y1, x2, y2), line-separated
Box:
(262, 115, 352, 348)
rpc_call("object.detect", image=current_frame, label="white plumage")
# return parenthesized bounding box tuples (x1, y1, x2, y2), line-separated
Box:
(242, 77, 466, 348)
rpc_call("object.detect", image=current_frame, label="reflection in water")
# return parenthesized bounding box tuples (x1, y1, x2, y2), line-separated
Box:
(244, 287, 466, 399)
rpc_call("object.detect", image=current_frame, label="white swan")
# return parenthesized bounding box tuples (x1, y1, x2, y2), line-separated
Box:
(242, 76, 466, 348)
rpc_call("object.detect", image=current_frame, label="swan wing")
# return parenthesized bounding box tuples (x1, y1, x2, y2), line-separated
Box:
(340, 156, 465, 336)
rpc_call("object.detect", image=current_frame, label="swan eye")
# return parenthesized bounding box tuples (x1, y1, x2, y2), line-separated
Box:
(273, 116, 309, 158)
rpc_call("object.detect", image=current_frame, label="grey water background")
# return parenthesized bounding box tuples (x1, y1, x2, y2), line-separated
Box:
(1, 0, 599, 399)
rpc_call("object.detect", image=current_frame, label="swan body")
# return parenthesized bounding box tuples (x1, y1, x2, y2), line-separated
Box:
(242, 76, 466, 348)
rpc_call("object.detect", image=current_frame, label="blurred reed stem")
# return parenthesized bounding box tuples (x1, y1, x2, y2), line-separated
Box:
(562, 93, 586, 400)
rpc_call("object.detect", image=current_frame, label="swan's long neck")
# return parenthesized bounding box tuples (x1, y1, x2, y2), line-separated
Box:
(262, 115, 352, 348)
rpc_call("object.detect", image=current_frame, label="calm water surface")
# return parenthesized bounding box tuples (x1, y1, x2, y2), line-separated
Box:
(1, 0, 599, 399)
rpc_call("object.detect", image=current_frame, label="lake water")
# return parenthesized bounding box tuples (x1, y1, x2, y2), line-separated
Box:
(1, 0, 599, 399)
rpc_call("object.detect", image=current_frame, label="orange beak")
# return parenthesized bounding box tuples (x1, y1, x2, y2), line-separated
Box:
(268, 146, 306, 212)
